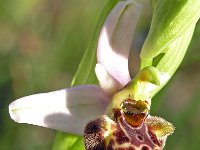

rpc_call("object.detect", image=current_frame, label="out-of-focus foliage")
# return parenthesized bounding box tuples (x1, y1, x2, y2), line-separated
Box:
(0, 0, 200, 150)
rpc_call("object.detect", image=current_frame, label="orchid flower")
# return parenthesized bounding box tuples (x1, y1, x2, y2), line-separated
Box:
(9, 0, 143, 136)
(9, 0, 142, 135)
(11, 0, 200, 149)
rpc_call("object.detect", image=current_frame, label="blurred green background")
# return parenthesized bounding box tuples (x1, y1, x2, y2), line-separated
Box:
(0, 0, 200, 150)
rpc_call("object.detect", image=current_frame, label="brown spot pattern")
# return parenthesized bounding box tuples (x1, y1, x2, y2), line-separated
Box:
(113, 126, 130, 144)
(84, 99, 170, 150)
(141, 145, 150, 150)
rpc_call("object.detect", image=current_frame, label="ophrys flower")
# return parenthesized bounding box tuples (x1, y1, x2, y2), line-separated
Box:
(9, 1, 174, 150)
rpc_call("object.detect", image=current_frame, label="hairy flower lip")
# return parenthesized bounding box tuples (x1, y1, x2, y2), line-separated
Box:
(84, 108, 174, 150)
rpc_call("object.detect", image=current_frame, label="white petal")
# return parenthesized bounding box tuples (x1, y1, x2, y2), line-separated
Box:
(95, 63, 121, 94)
(97, 0, 142, 87)
(9, 85, 111, 135)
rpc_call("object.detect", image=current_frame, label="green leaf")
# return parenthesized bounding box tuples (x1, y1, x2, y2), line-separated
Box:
(139, 0, 200, 97)
(151, 0, 158, 9)
(72, 0, 119, 86)
(52, 0, 119, 150)
(52, 133, 84, 150)
(141, 0, 200, 65)
(150, 24, 196, 97)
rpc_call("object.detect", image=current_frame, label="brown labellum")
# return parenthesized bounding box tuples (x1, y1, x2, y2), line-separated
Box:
(84, 99, 174, 150)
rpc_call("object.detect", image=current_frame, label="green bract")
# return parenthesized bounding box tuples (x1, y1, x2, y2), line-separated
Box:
(141, 0, 200, 62)
(138, 0, 200, 98)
